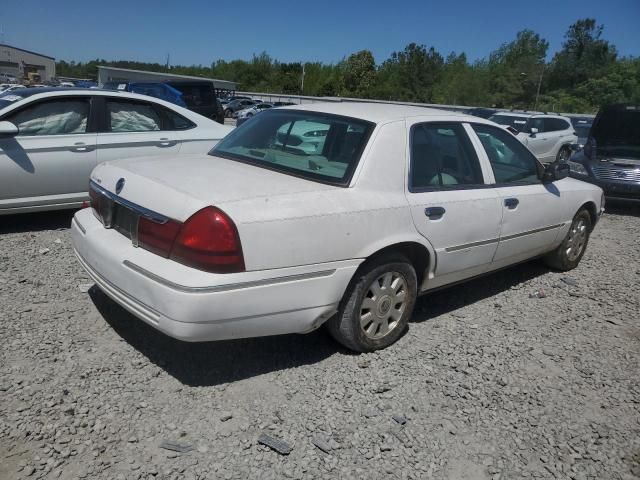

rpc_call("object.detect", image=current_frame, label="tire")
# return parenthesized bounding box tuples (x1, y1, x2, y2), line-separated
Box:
(327, 254, 417, 352)
(543, 209, 592, 271)
(556, 145, 571, 163)
(224, 109, 232, 118)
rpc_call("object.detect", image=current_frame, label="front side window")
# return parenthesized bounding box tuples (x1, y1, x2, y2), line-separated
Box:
(7, 99, 89, 136)
(472, 124, 541, 184)
(411, 123, 484, 190)
(211, 109, 373, 185)
(106, 100, 161, 133)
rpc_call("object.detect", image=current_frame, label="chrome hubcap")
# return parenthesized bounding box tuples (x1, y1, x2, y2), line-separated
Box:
(566, 218, 587, 261)
(360, 272, 408, 339)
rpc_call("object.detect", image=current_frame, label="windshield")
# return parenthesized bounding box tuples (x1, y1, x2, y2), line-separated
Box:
(488, 114, 529, 132)
(211, 109, 374, 186)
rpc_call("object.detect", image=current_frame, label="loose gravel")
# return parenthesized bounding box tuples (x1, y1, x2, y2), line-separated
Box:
(1, 204, 639, 480)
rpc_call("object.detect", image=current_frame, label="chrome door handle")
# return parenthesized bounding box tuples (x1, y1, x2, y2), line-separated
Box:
(504, 198, 519, 209)
(424, 206, 446, 220)
(158, 138, 174, 147)
(71, 142, 88, 152)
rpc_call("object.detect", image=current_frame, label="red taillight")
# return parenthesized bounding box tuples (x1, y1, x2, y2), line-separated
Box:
(169, 207, 245, 273)
(138, 217, 182, 258)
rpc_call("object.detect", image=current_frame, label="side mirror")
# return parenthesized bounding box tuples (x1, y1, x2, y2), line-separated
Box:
(0, 121, 18, 138)
(543, 162, 570, 182)
(529, 127, 539, 137)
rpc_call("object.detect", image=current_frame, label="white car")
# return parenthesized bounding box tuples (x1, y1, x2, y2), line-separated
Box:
(0, 84, 26, 93)
(71, 103, 603, 352)
(0, 87, 232, 215)
(488, 112, 577, 163)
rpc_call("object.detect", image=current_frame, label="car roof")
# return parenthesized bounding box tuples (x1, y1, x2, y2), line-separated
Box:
(280, 102, 468, 123)
(0, 87, 200, 116)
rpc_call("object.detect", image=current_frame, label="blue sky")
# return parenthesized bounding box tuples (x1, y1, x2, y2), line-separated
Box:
(2, 0, 638, 65)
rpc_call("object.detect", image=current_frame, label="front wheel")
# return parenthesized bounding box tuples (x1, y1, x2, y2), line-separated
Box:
(327, 254, 417, 352)
(544, 209, 592, 271)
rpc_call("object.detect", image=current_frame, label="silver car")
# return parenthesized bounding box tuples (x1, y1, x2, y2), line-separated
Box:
(0, 87, 231, 215)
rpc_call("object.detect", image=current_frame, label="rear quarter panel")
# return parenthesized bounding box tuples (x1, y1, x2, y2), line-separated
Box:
(219, 121, 434, 271)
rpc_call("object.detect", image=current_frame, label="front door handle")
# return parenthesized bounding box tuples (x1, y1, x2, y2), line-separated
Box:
(425, 206, 446, 220)
(504, 198, 519, 209)
(70, 142, 88, 152)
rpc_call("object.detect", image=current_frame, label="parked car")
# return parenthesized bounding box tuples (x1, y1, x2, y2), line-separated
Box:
(164, 81, 225, 124)
(0, 87, 232, 215)
(467, 107, 498, 119)
(224, 99, 256, 118)
(0, 84, 26, 93)
(71, 103, 603, 352)
(235, 102, 274, 126)
(489, 112, 577, 163)
(567, 104, 640, 201)
(102, 81, 225, 124)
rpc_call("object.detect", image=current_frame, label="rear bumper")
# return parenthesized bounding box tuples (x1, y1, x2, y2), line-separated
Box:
(71, 208, 360, 342)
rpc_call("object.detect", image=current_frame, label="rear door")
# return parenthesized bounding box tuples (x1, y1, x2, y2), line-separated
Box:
(405, 121, 503, 287)
(470, 123, 565, 265)
(0, 96, 97, 209)
(95, 97, 182, 164)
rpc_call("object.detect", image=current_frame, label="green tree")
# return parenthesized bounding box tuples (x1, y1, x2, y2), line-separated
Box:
(341, 50, 376, 98)
(547, 18, 617, 90)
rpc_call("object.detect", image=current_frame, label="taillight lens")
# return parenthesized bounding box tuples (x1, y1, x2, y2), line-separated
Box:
(169, 207, 245, 273)
(138, 217, 182, 258)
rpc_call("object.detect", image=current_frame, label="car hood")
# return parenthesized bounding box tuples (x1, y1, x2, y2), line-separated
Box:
(590, 105, 640, 159)
(90, 154, 336, 222)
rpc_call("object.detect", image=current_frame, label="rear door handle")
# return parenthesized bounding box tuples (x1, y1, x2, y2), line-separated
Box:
(424, 206, 446, 220)
(504, 198, 519, 209)
(70, 142, 88, 152)
(158, 138, 175, 147)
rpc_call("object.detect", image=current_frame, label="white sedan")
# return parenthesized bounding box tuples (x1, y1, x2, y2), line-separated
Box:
(0, 88, 232, 215)
(71, 103, 603, 352)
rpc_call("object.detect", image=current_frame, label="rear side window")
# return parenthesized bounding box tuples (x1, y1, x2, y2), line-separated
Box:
(162, 108, 195, 130)
(211, 109, 373, 186)
(6, 99, 89, 136)
(410, 123, 484, 190)
(106, 100, 161, 132)
(473, 124, 540, 184)
(543, 118, 569, 132)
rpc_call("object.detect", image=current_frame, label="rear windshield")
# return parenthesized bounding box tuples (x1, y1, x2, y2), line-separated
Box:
(489, 114, 529, 132)
(210, 109, 374, 186)
(167, 84, 215, 107)
(574, 125, 591, 139)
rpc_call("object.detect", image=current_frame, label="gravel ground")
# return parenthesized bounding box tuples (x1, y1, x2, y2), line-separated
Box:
(1, 203, 639, 480)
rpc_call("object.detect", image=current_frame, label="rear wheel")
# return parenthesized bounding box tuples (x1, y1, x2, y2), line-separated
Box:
(556, 145, 571, 162)
(327, 254, 417, 352)
(544, 209, 592, 271)
(224, 109, 232, 118)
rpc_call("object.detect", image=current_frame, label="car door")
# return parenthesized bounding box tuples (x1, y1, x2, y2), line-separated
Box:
(0, 96, 97, 210)
(405, 122, 503, 287)
(470, 123, 565, 266)
(95, 97, 181, 164)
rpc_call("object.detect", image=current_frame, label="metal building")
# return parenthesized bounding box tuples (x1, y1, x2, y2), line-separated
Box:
(97, 66, 237, 96)
(0, 44, 56, 82)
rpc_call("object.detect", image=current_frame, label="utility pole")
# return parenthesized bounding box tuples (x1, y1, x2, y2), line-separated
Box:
(166, 53, 170, 72)
(534, 64, 544, 111)
(301, 63, 305, 95)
